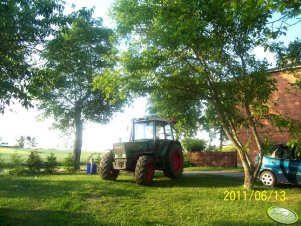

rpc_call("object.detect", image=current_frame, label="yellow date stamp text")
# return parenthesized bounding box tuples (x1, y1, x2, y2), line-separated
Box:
(223, 190, 286, 202)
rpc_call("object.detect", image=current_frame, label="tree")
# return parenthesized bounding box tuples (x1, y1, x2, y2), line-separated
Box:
(25, 136, 37, 148)
(272, 38, 301, 89)
(16, 136, 25, 148)
(269, 39, 301, 135)
(112, 0, 300, 189)
(0, 0, 64, 113)
(30, 8, 126, 170)
(149, 97, 227, 150)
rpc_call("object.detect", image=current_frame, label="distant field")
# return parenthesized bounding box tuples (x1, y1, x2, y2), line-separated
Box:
(0, 147, 103, 164)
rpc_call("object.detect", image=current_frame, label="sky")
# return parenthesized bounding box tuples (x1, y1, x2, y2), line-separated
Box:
(0, 1, 300, 151)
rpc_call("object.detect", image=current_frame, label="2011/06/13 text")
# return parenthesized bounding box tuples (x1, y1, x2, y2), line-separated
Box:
(223, 190, 286, 201)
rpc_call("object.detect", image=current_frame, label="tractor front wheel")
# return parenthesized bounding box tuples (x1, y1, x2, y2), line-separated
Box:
(99, 152, 119, 180)
(164, 144, 184, 178)
(135, 155, 155, 185)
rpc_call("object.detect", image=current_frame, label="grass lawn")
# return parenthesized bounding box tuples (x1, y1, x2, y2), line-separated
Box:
(0, 172, 300, 226)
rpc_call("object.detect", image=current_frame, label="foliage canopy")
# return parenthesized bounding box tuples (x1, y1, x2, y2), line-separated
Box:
(0, 0, 64, 113)
(112, 0, 301, 189)
(30, 8, 126, 169)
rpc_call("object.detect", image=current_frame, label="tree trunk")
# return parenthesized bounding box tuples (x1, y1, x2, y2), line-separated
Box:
(73, 107, 83, 170)
(243, 170, 255, 190)
(235, 148, 255, 189)
(219, 126, 223, 151)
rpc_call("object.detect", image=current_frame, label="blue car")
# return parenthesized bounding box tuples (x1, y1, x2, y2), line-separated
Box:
(258, 144, 301, 186)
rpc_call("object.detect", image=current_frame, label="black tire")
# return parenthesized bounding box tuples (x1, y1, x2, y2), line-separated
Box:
(99, 152, 119, 180)
(164, 144, 184, 178)
(135, 155, 155, 185)
(260, 171, 276, 186)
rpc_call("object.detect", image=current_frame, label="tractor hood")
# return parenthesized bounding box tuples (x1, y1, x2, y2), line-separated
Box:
(113, 141, 152, 159)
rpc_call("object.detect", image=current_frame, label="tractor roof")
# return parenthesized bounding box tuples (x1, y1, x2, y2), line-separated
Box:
(132, 114, 170, 123)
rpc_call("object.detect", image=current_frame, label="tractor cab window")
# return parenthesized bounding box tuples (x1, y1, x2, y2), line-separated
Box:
(164, 124, 173, 140)
(155, 121, 173, 140)
(134, 121, 154, 140)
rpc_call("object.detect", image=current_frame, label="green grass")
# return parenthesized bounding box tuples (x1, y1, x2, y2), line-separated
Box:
(0, 172, 300, 226)
(0, 147, 101, 164)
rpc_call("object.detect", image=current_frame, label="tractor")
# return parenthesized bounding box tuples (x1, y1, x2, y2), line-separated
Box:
(99, 114, 184, 185)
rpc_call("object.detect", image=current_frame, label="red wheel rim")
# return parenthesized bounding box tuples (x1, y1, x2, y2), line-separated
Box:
(109, 170, 114, 176)
(173, 151, 182, 172)
(145, 161, 154, 181)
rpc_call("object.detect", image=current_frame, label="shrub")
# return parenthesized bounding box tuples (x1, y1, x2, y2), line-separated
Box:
(181, 138, 207, 152)
(63, 153, 75, 173)
(44, 153, 58, 174)
(221, 145, 237, 152)
(9, 151, 25, 175)
(94, 153, 102, 164)
(206, 145, 219, 152)
(183, 153, 195, 167)
(27, 151, 43, 174)
(0, 156, 5, 172)
(87, 153, 102, 164)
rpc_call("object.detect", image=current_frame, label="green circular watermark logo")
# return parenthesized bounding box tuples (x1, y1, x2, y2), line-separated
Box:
(267, 206, 299, 225)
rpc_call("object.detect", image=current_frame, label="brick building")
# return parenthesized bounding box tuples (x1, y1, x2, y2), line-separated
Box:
(238, 66, 301, 162)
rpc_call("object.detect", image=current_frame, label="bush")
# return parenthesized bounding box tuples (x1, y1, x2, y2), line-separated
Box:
(94, 153, 102, 164)
(27, 151, 43, 174)
(63, 153, 75, 173)
(9, 151, 25, 175)
(206, 145, 219, 152)
(0, 156, 5, 172)
(221, 145, 237, 152)
(87, 153, 102, 164)
(183, 153, 195, 167)
(44, 153, 58, 174)
(181, 138, 207, 152)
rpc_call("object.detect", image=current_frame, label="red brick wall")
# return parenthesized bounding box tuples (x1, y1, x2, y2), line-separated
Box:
(238, 67, 301, 163)
(188, 151, 237, 167)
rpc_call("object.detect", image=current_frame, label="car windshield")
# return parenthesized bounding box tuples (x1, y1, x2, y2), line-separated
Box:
(270, 145, 301, 160)
(134, 121, 154, 140)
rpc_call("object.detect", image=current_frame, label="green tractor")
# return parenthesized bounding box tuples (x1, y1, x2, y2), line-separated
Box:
(99, 115, 184, 185)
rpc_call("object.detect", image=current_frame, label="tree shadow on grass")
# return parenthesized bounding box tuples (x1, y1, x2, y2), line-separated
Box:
(0, 208, 169, 226)
(275, 183, 301, 189)
(253, 180, 301, 190)
(0, 176, 142, 200)
(211, 220, 277, 226)
(152, 174, 244, 188)
(0, 208, 114, 226)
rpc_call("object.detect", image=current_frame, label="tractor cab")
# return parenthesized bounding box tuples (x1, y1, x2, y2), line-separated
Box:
(130, 115, 175, 141)
(99, 114, 184, 185)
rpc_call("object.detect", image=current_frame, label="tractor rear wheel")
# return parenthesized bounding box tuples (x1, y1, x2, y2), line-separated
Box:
(135, 155, 155, 185)
(99, 152, 119, 180)
(164, 144, 184, 178)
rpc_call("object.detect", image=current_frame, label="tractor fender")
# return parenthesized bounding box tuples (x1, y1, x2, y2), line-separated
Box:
(164, 140, 183, 155)
(158, 140, 183, 169)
